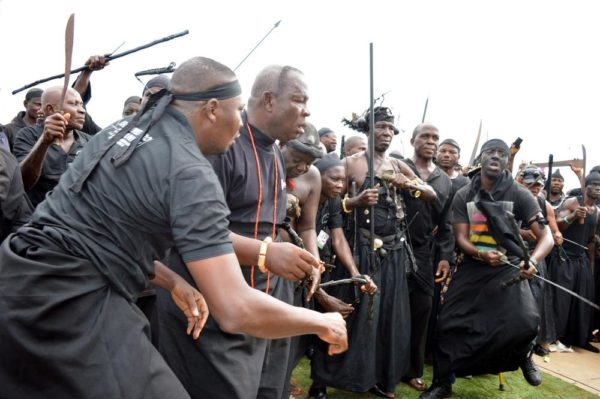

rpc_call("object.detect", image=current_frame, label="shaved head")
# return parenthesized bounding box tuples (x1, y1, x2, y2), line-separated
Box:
(412, 123, 439, 139)
(170, 57, 236, 95)
(249, 65, 303, 102)
(41, 86, 67, 109)
(41, 87, 83, 118)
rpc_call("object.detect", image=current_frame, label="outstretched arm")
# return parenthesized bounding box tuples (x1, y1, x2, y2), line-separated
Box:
(185, 253, 348, 355)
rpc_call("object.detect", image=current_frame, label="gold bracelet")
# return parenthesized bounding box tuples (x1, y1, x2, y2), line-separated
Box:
(476, 249, 482, 259)
(257, 236, 272, 273)
(342, 195, 352, 214)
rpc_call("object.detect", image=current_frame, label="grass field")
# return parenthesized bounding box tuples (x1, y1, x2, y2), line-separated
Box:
(291, 358, 599, 399)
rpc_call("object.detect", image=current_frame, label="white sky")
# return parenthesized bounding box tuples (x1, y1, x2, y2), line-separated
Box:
(0, 0, 597, 191)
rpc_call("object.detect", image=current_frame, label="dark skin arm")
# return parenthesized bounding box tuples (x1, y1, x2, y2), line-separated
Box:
(151, 261, 208, 339)
(558, 197, 586, 230)
(394, 159, 437, 202)
(20, 112, 72, 191)
(507, 142, 519, 174)
(330, 227, 377, 294)
(229, 231, 320, 300)
(72, 55, 109, 97)
(546, 201, 563, 245)
(455, 217, 553, 279)
(185, 253, 348, 355)
(297, 167, 321, 259)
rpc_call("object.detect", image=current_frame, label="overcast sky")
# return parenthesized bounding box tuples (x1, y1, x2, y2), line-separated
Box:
(0, 0, 597, 190)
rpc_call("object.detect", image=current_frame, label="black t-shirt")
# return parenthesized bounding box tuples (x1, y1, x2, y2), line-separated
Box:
(451, 178, 540, 256)
(451, 174, 470, 197)
(20, 108, 233, 300)
(13, 125, 92, 207)
(403, 160, 454, 262)
(208, 114, 286, 237)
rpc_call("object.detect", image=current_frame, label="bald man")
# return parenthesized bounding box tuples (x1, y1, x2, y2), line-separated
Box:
(0, 57, 346, 399)
(13, 87, 90, 207)
(343, 135, 367, 157)
(157, 65, 328, 399)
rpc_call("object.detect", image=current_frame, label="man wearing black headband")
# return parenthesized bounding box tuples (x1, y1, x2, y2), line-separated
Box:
(401, 124, 453, 393)
(423, 139, 553, 399)
(2, 87, 42, 151)
(158, 65, 329, 399)
(13, 86, 91, 208)
(325, 107, 435, 398)
(0, 57, 347, 399)
(318, 127, 337, 154)
(553, 172, 600, 353)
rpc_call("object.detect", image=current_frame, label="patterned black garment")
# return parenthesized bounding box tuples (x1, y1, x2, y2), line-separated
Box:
(434, 171, 541, 378)
(311, 176, 411, 394)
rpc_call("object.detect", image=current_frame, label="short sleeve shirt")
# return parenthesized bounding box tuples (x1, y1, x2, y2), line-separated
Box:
(452, 179, 540, 252)
(24, 108, 233, 299)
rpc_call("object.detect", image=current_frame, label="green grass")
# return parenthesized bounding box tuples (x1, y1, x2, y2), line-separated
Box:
(291, 358, 598, 399)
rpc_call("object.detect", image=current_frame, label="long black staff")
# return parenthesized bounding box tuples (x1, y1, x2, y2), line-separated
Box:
(12, 30, 189, 94)
(368, 43, 375, 256)
(233, 20, 281, 72)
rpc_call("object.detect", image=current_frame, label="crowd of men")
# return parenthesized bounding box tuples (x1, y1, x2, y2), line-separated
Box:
(0, 53, 598, 399)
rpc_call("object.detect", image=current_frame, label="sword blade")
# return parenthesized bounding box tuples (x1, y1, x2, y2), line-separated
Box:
(56, 13, 75, 114)
(54, 13, 75, 145)
(561, 237, 589, 251)
(501, 259, 600, 310)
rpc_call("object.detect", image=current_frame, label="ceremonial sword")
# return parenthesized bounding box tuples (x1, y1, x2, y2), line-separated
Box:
(54, 13, 75, 145)
(500, 257, 600, 310)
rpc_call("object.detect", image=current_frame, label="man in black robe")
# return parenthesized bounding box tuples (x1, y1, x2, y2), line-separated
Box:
(422, 139, 553, 399)
(157, 65, 329, 399)
(402, 124, 453, 392)
(0, 57, 348, 399)
(315, 107, 436, 398)
(554, 171, 600, 353)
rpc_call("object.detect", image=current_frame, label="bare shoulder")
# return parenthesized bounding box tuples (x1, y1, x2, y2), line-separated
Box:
(562, 196, 579, 209)
(305, 165, 322, 184)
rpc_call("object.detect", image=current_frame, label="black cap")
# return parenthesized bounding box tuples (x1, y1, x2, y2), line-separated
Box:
(286, 123, 324, 159)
